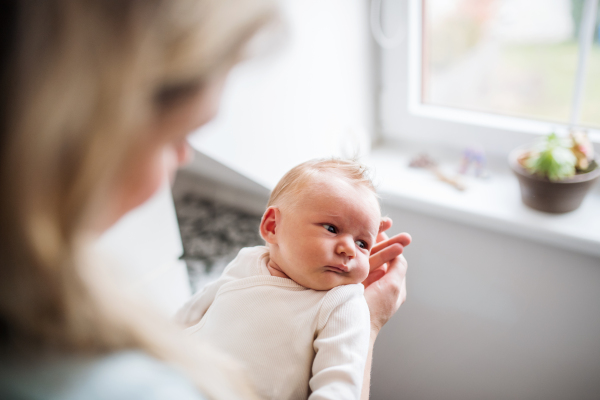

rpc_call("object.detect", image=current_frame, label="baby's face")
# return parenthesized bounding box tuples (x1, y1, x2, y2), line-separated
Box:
(271, 175, 381, 291)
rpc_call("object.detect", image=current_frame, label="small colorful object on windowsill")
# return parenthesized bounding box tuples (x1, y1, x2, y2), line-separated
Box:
(409, 153, 466, 191)
(509, 131, 600, 213)
(459, 146, 490, 179)
(571, 130, 595, 171)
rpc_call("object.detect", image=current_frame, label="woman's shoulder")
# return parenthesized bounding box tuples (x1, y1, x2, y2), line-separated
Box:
(0, 350, 206, 400)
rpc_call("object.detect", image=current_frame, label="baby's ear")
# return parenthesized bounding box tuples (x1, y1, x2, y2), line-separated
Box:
(260, 206, 280, 244)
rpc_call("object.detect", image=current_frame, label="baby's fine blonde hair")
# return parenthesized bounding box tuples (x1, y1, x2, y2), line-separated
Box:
(267, 158, 378, 211)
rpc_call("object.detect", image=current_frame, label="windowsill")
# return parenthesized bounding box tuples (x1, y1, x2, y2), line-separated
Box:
(187, 137, 600, 259)
(367, 142, 600, 258)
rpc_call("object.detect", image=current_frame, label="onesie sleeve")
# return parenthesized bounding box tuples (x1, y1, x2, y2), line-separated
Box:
(308, 285, 371, 400)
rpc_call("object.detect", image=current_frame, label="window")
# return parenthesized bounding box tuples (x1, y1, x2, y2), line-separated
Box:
(381, 0, 600, 150)
(422, 0, 600, 127)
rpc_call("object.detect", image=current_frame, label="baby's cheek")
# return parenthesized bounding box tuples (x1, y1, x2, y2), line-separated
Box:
(356, 259, 371, 283)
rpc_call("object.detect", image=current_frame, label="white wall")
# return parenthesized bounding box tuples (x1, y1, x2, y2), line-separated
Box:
(93, 183, 191, 316)
(188, 0, 375, 188)
(371, 200, 600, 400)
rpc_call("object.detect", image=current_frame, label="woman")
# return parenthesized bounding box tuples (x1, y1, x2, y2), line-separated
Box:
(0, 1, 410, 399)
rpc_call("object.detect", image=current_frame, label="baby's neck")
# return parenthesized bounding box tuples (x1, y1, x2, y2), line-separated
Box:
(266, 258, 290, 279)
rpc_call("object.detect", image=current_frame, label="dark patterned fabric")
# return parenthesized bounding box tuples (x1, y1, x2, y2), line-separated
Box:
(174, 193, 264, 293)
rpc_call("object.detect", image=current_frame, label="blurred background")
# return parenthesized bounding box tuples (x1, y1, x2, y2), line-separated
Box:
(97, 1, 600, 399)
(423, 0, 600, 127)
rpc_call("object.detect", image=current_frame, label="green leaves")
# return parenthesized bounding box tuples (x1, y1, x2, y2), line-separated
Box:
(525, 133, 577, 181)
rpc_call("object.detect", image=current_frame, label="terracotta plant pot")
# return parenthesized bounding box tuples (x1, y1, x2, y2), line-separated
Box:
(509, 145, 600, 213)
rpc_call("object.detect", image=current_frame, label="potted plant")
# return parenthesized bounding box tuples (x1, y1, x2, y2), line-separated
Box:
(509, 131, 600, 213)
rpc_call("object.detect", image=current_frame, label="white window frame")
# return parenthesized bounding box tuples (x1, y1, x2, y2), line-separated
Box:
(380, 0, 600, 152)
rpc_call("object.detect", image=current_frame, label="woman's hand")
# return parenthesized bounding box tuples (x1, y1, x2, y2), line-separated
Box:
(360, 218, 411, 400)
(364, 217, 411, 333)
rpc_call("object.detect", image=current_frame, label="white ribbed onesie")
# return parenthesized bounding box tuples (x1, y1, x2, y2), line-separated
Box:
(175, 246, 371, 400)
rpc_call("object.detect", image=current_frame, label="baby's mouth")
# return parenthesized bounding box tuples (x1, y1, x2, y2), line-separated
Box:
(326, 264, 349, 273)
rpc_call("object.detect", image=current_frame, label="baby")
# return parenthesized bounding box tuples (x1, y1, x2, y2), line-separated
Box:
(176, 159, 382, 400)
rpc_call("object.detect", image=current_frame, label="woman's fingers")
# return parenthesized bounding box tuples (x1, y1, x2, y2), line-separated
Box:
(368, 232, 411, 284)
(369, 243, 403, 272)
(365, 223, 412, 329)
(371, 232, 412, 255)
(363, 266, 386, 288)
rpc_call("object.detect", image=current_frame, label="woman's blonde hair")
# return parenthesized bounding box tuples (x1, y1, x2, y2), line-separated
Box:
(267, 158, 378, 211)
(0, 0, 277, 398)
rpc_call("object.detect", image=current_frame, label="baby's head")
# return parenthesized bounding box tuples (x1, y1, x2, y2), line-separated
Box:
(260, 159, 381, 290)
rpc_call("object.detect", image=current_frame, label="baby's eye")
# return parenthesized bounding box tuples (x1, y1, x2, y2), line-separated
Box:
(355, 240, 367, 249)
(323, 224, 337, 234)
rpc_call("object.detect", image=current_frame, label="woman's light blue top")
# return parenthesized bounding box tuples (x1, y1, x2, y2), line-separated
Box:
(0, 351, 206, 400)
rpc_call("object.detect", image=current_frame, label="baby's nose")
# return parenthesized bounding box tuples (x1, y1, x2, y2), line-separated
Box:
(336, 236, 356, 258)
